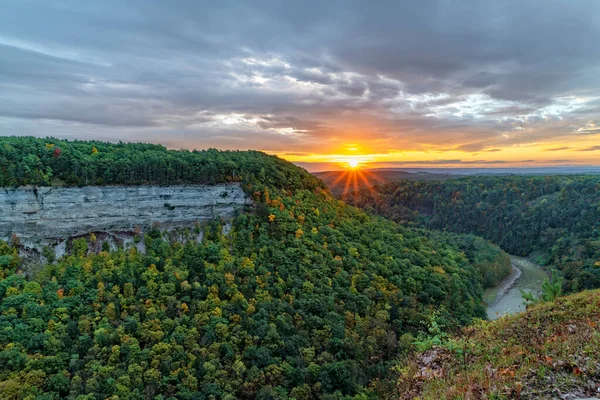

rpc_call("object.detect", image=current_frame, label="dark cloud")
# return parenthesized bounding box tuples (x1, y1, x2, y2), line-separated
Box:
(455, 142, 503, 152)
(1, 0, 600, 156)
(578, 146, 600, 152)
(545, 146, 572, 152)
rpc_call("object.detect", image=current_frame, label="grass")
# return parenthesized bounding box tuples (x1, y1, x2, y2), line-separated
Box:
(395, 290, 600, 399)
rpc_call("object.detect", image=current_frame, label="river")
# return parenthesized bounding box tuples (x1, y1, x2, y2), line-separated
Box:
(484, 256, 548, 320)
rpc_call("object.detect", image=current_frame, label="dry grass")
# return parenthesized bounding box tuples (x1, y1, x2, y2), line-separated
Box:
(396, 290, 600, 399)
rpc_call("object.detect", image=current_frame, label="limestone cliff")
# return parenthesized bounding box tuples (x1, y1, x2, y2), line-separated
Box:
(0, 183, 250, 248)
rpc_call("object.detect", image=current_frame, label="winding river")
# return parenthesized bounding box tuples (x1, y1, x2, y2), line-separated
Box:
(484, 256, 548, 320)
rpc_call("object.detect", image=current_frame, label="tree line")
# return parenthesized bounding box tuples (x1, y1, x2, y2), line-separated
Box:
(0, 136, 322, 191)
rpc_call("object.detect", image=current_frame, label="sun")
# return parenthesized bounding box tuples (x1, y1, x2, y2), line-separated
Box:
(347, 159, 360, 169)
(333, 153, 370, 170)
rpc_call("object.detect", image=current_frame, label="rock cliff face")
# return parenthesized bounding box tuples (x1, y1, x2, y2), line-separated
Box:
(0, 184, 250, 248)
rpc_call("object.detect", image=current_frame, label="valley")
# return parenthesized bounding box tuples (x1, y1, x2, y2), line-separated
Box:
(3, 2, 600, 397)
(0, 137, 513, 399)
(343, 175, 600, 291)
(0, 137, 599, 399)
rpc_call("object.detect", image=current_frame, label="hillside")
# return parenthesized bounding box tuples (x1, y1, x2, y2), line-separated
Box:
(396, 289, 600, 399)
(344, 176, 600, 291)
(0, 138, 511, 398)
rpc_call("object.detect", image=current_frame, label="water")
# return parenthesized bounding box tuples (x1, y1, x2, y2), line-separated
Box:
(485, 256, 548, 320)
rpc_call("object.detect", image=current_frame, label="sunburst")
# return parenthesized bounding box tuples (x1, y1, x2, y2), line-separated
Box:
(347, 159, 360, 169)
(328, 168, 387, 198)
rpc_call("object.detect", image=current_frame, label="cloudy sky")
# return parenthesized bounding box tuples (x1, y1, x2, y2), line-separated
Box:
(1, 0, 600, 170)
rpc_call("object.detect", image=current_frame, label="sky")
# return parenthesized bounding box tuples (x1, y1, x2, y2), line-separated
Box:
(1, 0, 600, 171)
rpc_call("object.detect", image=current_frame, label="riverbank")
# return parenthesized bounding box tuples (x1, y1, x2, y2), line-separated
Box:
(483, 265, 522, 306)
(485, 256, 548, 320)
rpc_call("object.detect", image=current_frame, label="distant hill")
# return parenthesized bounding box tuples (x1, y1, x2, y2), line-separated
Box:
(315, 167, 600, 196)
(368, 166, 600, 176)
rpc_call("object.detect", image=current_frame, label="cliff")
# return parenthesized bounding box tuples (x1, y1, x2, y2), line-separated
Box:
(0, 183, 250, 248)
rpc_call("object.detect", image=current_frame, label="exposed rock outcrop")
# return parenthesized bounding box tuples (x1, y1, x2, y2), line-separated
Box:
(0, 183, 250, 248)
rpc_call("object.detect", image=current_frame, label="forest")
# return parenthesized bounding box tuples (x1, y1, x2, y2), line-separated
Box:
(344, 175, 600, 291)
(0, 137, 511, 399)
(0, 136, 321, 191)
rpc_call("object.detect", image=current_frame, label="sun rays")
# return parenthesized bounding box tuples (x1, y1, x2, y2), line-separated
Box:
(292, 145, 388, 196)
(327, 167, 387, 197)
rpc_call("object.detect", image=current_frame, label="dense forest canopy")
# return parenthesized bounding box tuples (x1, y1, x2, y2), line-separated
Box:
(0, 136, 323, 191)
(0, 137, 511, 398)
(344, 175, 600, 291)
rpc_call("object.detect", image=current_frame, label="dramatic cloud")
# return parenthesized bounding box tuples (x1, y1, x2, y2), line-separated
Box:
(1, 0, 600, 167)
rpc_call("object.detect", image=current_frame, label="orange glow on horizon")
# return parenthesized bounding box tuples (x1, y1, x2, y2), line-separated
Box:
(271, 138, 600, 170)
(332, 153, 373, 170)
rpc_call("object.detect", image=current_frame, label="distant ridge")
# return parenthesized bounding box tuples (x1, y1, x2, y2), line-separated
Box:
(365, 166, 600, 175)
(314, 167, 600, 195)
